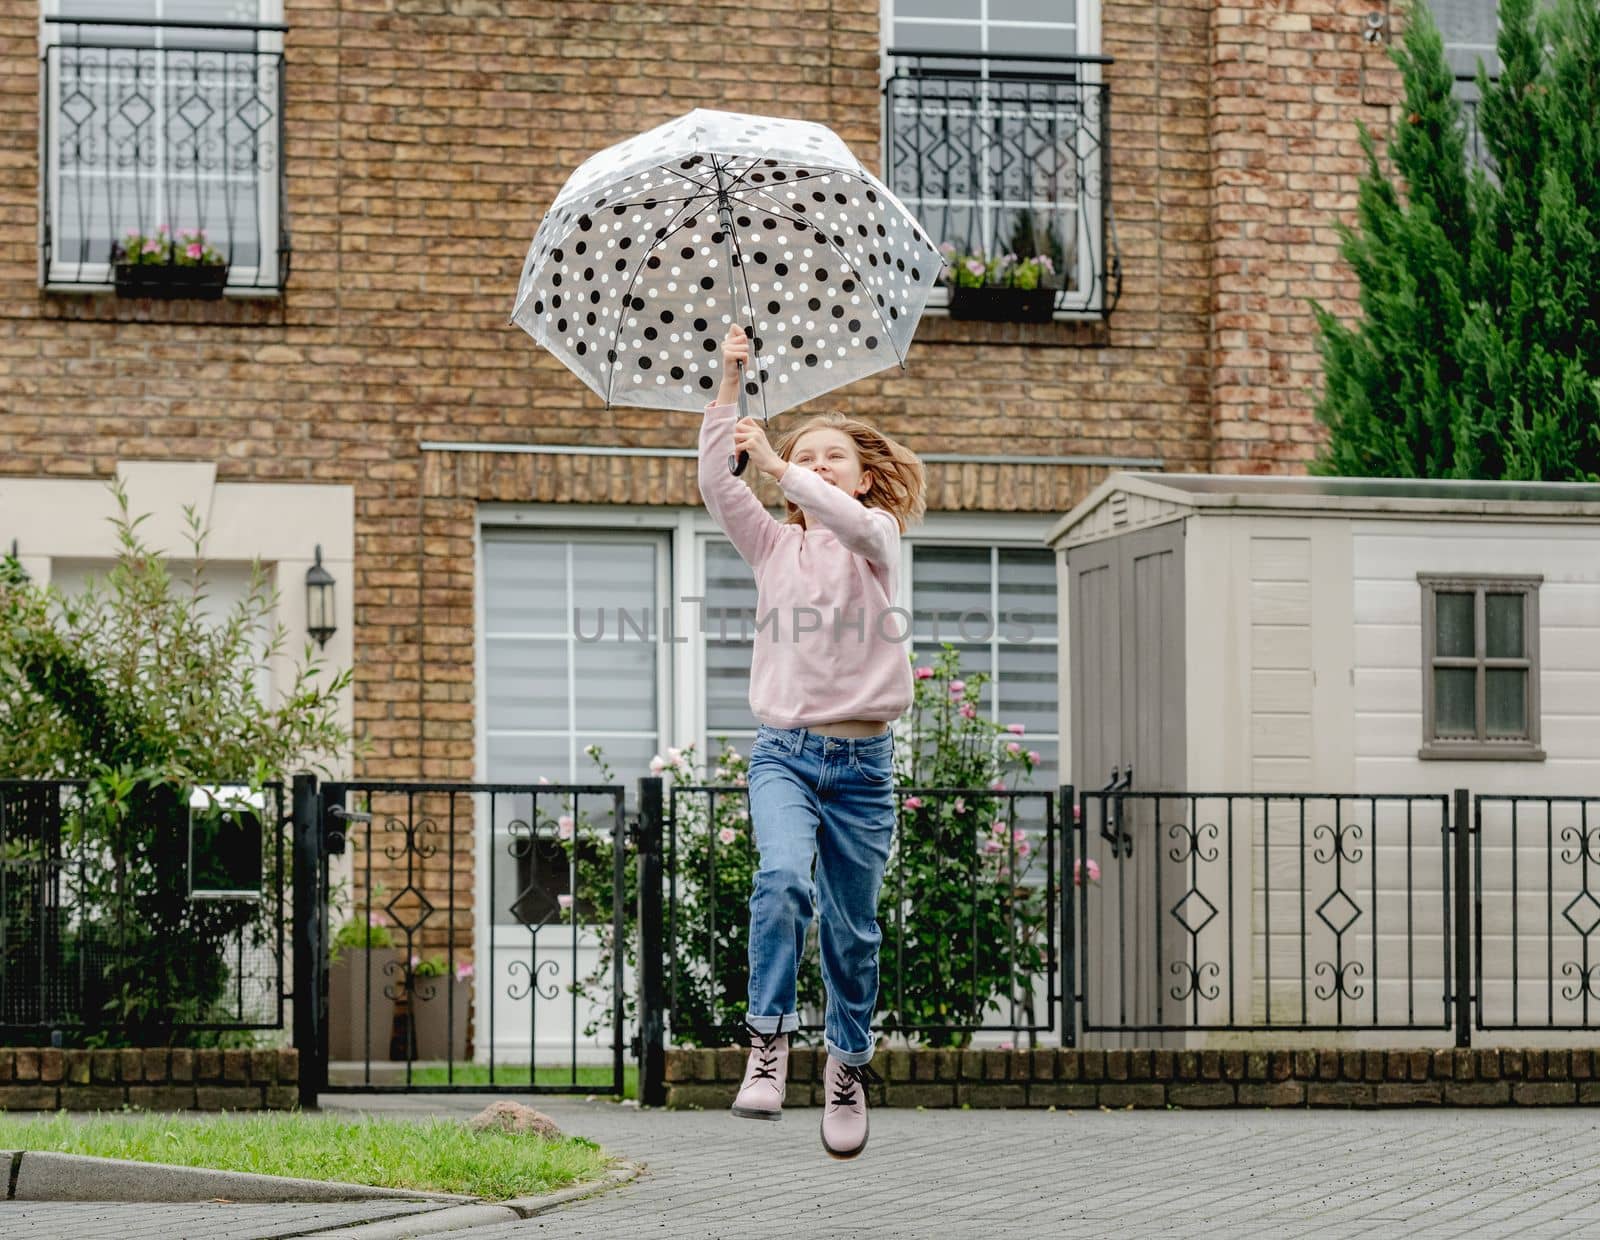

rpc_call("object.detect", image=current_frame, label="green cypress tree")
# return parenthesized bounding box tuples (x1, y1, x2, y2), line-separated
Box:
(1312, 0, 1600, 480)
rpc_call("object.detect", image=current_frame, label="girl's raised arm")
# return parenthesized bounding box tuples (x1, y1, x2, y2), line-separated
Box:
(698, 402, 781, 569)
(776, 464, 898, 570)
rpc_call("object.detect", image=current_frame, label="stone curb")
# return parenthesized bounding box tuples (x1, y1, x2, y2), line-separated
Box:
(301, 1165, 642, 1238)
(3, 1148, 476, 1203)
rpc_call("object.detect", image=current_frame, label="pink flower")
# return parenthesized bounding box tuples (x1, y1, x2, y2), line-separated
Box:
(456, 961, 474, 982)
(368, 911, 388, 927)
(954, 797, 966, 814)
(1017, 838, 1031, 857)
(1039, 254, 1055, 273)
(557, 893, 574, 910)
(990, 778, 1006, 791)
(142, 238, 163, 255)
(1028, 751, 1042, 764)
(557, 815, 574, 839)
(999, 1041, 1014, 1050)
(959, 703, 977, 719)
(667, 746, 683, 764)
(981, 838, 1002, 854)
(949, 680, 965, 695)
(718, 826, 738, 845)
(185, 241, 204, 260)
(991, 820, 1008, 836)
(1073, 802, 1083, 824)
(965, 259, 986, 278)
(1006, 741, 1022, 755)
(156, 224, 168, 234)
(914, 665, 934, 680)
(1006, 723, 1025, 736)
(1013, 828, 1027, 844)
(538, 776, 550, 785)
(904, 796, 925, 810)
(1074, 858, 1102, 886)
(649, 755, 666, 774)
(938, 241, 957, 256)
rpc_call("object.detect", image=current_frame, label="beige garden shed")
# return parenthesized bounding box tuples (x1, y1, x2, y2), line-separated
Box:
(1046, 474, 1600, 1047)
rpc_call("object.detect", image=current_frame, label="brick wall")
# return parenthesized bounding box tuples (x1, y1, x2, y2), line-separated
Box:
(668, 1045, 1600, 1109)
(1207, 0, 1405, 471)
(0, 1048, 299, 1112)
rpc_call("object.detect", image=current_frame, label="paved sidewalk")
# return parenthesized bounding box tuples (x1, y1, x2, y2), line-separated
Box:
(10, 1094, 1600, 1238)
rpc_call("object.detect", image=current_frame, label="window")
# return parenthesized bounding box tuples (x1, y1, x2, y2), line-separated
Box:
(482, 530, 671, 923)
(1418, 574, 1542, 760)
(701, 536, 1061, 817)
(41, 0, 286, 291)
(1433, 0, 1499, 166)
(881, 0, 1111, 316)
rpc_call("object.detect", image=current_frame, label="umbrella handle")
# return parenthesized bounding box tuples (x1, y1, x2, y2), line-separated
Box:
(727, 355, 751, 475)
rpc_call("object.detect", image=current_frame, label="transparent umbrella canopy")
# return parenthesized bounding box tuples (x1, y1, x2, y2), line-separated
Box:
(511, 108, 943, 471)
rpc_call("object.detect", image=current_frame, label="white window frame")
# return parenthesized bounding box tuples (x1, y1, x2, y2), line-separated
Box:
(879, 0, 1105, 321)
(38, 0, 285, 293)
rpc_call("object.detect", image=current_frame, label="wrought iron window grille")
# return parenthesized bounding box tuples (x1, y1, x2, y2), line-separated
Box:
(40, 15, 290, 296)
(883, 49, 1120, 322)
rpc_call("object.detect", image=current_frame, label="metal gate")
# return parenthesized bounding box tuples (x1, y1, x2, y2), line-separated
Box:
(293, 776, 629, 1097)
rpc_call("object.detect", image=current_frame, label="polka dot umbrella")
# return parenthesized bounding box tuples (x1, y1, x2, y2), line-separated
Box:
(510, 108, 944, 474)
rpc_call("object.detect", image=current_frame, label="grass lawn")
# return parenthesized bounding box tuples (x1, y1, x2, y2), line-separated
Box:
(402, 1063, 638, 1099)
(0, 1111, 612, 1201)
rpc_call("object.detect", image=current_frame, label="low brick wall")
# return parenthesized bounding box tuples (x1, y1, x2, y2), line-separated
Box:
(666, 1046, 1600, 1109)
(0, 1048, 299, 1111)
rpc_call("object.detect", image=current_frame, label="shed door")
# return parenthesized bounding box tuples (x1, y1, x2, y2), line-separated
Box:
(1069, 521, 1186, 1046)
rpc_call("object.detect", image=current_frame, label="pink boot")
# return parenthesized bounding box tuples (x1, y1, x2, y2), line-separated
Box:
(820, 1056, 880, 1159)
(730, 1028, 788, 1120)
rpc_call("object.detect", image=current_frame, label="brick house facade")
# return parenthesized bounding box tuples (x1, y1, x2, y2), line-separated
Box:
(0, 0, 1425, 966)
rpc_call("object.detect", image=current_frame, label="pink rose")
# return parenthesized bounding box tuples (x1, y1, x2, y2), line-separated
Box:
(990, 778, 1006, 791)
(1006, 741, 1022, 755)
(718, 826, 737, 845)
(949, 680, 965, 694)
(959, 703, 977, 719)
(981, 838, 1002, 854)
(557, 815, 574, 839)
(1028, 751, 1042, 764)
(1074, 858, 1102, 886)
(991, 820, 1008, 836)
(557, 893, 574, 910)
(185, 241, 203, 260)
(904, 796, 924, 810)
(914, 665, 934, 680)
(954, 797, 966, 814)
(1006, 723, 1025, 735)
(1017, 838, 1031, 856)
(537, 776, 550, 785)
(649, 755, 666, 774)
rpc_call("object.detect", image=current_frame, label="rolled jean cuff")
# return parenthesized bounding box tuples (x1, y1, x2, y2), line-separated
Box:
(825, 1037, 874, 1068)
(745, 1012, 800, 1035)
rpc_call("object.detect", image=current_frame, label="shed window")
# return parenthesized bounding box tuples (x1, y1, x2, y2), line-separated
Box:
(1418, 574, 1543, 760)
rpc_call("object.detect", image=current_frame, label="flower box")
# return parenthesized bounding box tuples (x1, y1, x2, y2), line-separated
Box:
(113, 260, 230, 301)
(947, 284, 1059, 323)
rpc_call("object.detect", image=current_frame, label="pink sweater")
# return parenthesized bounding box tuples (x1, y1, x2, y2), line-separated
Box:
(698, 401, 914, 729)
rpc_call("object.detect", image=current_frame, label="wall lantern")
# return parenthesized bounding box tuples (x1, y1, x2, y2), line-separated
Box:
(306, 544, 336, 648)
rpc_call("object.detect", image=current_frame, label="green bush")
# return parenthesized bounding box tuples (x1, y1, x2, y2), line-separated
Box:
(0, 483, 355, 1045)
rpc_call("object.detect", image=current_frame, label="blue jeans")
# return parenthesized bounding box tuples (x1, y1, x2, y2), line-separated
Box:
(743, 723, 896, 1068)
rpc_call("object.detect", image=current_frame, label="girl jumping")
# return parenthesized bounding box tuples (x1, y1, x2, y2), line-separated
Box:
(697, 323, 927, 1160)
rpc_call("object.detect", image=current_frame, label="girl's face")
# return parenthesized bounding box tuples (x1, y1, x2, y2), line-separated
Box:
(789, 428, 872, 498)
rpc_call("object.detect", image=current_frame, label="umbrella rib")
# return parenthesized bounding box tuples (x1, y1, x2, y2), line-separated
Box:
(726, 182, 913, 373)
(601, 195, 711, 409)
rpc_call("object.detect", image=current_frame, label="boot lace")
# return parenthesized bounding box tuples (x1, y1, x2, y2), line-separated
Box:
(744, 1026, 783, 1085)
(828, 1061, 883, 1109)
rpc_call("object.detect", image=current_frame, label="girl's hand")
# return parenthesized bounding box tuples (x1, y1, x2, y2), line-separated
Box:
(717, 324, 751, 404)
(733, 417, 784, 479)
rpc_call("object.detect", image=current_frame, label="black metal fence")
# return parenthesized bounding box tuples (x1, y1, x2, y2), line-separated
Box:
(1069, 790, 1458, 1042)
(300, 779, 628, 1099)
(40, 15, 290, 292)
(882, 49, 1118, 317)
(0, 778, 287, 1045)
(660, 782, 1059, 1048)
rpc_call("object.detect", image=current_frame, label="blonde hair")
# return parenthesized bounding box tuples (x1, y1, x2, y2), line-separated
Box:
(773, 412, 926, 532)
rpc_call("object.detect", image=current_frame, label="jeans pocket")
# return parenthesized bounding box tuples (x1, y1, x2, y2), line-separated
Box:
(852, 752, 894, 784)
